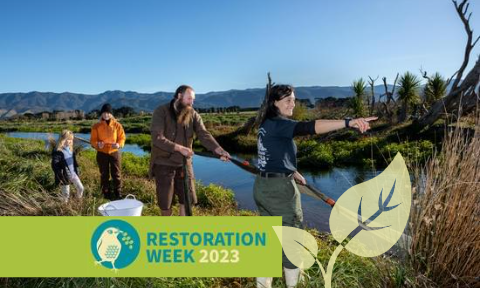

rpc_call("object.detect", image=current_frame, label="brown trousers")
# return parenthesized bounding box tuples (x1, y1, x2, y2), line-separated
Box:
(153, 163, 196, 211)
(96, 151, 122, 195)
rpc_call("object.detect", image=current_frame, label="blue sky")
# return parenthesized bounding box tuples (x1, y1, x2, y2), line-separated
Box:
(0, 0, 478, 94)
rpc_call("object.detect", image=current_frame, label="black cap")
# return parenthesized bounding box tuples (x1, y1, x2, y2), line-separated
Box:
(100, 103, 112, 114)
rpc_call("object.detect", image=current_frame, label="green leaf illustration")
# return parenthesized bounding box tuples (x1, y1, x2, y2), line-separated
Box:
(271, 153, 411, 288)
(330, 152, 412, 257)
(272, 226, 318, 270)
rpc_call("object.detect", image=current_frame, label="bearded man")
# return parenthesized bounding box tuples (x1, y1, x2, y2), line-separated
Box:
(149, 85, 230, 216)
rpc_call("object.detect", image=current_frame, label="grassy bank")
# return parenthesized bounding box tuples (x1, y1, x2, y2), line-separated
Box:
(0, 135, 406, 288)
(0, 111, 441, 168)
(0, 135, 249, 217)
(0, 112, 256, 134)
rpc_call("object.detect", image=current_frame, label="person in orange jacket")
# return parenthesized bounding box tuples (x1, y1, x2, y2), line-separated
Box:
(90, 103, 126, 200)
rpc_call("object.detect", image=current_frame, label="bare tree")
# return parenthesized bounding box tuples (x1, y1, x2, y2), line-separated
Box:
(378, 73, 399, 124)
(235, 73, 273, 135)
(415, 0, 480, 129)
(368, 75, 379, 115)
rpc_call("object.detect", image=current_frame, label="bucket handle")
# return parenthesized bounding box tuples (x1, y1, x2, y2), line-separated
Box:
(125, 194, 137, 200)
(103, 203, 117, 216)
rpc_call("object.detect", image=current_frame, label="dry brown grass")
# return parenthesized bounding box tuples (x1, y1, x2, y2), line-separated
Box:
(409, 114, 480, 287)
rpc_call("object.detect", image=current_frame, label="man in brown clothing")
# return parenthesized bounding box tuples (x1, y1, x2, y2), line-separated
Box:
(150, 85, 230, 216)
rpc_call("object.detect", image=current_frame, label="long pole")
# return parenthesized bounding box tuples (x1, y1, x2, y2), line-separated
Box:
(194, 150, 336, 207)
(182, 128, 193, 216)
(74, 136, 90, 144)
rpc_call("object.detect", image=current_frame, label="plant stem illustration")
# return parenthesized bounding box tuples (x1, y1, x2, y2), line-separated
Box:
(274, 153, 411, 288)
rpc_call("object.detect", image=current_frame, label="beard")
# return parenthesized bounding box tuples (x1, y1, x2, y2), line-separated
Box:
(176, 101, 194, 126)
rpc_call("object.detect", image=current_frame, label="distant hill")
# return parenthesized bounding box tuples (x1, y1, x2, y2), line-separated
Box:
(0, 85, 393, 118)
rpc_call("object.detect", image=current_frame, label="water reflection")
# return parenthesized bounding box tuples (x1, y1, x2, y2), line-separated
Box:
(6, 132, 145, 156)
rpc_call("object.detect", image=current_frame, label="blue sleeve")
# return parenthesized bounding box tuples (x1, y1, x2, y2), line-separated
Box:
(293, 121, 316, 136)
(274, 118, 298, 138)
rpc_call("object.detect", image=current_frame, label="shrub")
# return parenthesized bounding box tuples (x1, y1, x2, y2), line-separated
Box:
(381, 140, 434, 165)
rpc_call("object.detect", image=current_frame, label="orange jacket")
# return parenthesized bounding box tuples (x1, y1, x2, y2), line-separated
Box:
(90, 118, 126, 154)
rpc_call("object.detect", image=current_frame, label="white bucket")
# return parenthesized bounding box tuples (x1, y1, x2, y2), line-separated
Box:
(98, 194, 144, 216)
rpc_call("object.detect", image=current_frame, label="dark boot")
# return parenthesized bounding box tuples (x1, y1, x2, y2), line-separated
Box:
(102, 190, 113, 200)
(113, 190, 122, 200)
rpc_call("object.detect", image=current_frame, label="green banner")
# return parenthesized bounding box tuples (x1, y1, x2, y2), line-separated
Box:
(0, 216, 282, 277)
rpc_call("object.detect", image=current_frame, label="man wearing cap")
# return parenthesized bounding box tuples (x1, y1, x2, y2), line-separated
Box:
(150, 85, 230, 216)
(90, 103, 126, 200)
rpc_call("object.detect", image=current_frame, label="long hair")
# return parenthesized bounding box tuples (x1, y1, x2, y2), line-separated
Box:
(56, 130, 74, 152)
(264, 84, 295, 121)
(173, 85, 194, 99)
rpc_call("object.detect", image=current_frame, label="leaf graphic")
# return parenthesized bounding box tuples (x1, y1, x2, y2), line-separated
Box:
(272, 226, 318, 269)
(329, 153, 411, 257)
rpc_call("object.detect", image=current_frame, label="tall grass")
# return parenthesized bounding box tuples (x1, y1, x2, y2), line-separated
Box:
(0, 134, 404, 287)
(409, 115, 480, 287)
(0, 135, 248, 218)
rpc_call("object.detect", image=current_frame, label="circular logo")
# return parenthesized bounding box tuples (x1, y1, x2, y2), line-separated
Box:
(91, 219, 140, 270)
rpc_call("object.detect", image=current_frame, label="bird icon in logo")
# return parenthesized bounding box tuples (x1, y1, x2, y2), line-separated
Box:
(91, 220, 139, 271)
(95, 227, 123, 271)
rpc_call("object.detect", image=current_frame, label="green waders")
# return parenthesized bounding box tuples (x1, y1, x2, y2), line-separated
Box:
(253, 175, 303, 269)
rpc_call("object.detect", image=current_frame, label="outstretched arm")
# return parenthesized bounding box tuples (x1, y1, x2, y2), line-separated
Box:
(314, 117, 378, 134)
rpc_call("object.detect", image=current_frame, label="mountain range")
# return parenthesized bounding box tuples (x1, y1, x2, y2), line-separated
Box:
(0, 85, 393, 118)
